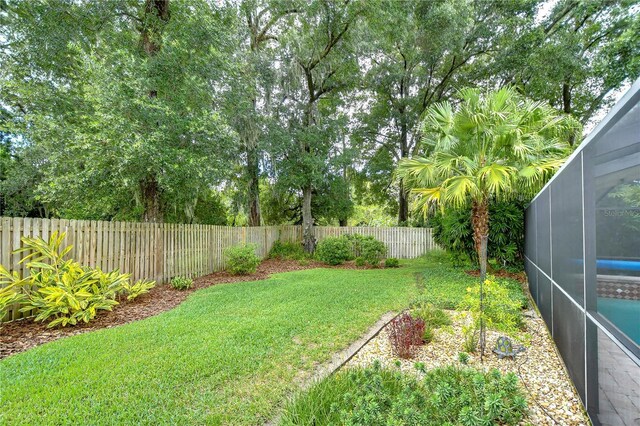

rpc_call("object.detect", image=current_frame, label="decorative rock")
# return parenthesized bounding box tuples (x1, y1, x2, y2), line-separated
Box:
(345, 309, 590, 426)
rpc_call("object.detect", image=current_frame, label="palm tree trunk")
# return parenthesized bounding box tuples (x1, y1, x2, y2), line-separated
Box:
(471, 198, 489, 279)
(471, 198, 489, 361)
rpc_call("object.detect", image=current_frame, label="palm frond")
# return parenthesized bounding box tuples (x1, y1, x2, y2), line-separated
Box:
(478, 163, 516, 195)
(441, 175, 480, 208)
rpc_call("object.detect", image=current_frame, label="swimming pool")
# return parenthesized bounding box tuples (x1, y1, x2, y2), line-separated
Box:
(597, 297, 640, 346)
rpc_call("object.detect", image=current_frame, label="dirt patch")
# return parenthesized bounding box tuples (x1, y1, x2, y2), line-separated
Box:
(466, 268, 527, 283)
(0, 259, 360, 359)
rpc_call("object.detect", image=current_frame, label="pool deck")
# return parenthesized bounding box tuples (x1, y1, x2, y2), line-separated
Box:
(596, 328, 640, 426)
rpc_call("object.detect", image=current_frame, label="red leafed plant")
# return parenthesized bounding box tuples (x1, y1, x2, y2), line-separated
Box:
(388, 313, 426, 359)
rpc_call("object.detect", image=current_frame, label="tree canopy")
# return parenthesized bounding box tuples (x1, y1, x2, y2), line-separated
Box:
(1, 0, 638, 228)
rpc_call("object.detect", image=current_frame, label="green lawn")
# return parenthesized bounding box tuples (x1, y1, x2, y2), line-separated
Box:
(0, 252, 521, 425)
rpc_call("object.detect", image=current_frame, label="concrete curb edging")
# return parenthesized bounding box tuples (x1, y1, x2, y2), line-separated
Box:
(264, 311, 400, 425)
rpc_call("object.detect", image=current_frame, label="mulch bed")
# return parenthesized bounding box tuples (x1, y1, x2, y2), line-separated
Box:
(0, 258, 357, 359)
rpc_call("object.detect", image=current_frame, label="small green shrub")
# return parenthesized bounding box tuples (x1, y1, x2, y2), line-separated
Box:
(384, 257, 399, 268)
(224, 244, 261, 275)
(459, 276, 525, 335)
(170, 276, 193, 290)
(268, 240, 305, 260)
(121, 280, 156, 300)
(281, 365, 528, 425)
(355, 257, 366, 267)
(413, 303, 452, 329)
(315, 237, 351, 265)
(462, 323, 479, 353)
(422, 325, 434, 343)
(458, 352, 470, 365)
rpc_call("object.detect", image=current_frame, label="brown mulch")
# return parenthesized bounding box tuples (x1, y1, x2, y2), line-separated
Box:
(0, 259, 359, 359)
(465, 268, 527, 284)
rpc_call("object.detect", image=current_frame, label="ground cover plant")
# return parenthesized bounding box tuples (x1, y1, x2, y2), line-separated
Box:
(170, 276, 193, 290)
(411, 251, 523, 310)
(0, 259, 430, 425)
(280, 364, 528, 425)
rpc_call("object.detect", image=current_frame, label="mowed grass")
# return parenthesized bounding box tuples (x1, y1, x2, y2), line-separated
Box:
(1, 262, 415, 425)
(0, 252, 514, 425)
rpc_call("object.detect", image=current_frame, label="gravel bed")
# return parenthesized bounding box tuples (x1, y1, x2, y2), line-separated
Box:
(345, 309, 591, 426)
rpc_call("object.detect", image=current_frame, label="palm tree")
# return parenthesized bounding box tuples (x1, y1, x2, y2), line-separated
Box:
(397, 87, 579, 358)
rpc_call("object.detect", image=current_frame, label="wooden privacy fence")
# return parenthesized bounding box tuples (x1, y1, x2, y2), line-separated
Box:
(312, 226, 436, 259)
(0, 217, 436, 321)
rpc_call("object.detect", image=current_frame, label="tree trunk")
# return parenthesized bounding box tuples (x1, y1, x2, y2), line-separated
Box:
(141, 0, 170, 55)
(141, 176, 163, 223)
(398, 180, 409, 225)
(247, 141, 261, 226)
(301, 98, 316, 253)
(562, 80, 576, 146)
(139, 0, 169, 222)
(398, 116, 409, 225)
(302, 184, 315, 253)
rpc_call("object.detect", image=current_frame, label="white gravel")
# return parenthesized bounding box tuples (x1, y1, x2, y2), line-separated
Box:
(345, 309, 590, 426)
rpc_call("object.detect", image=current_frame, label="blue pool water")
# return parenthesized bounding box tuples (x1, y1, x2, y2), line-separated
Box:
(598, 298, 640, 345)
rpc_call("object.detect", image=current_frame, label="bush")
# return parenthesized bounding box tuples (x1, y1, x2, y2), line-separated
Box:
(0, 232, 155, 328)
(268, 240, 305, 260)
(459, 276, 525, 335)
(315, 237, 351, 265)
(281, 364, 528, 426)
(344, 234, 387, 266)
(412, 303, 452, 329)
(384, 257, 399, 268)
(360, 238, 386, 267)
(170, 276, 193, 290)
(429, 199, 526, 268)
(355, 256, 366, 267)
(224, 244, 261, 275)
(388, 312, 425, 359)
